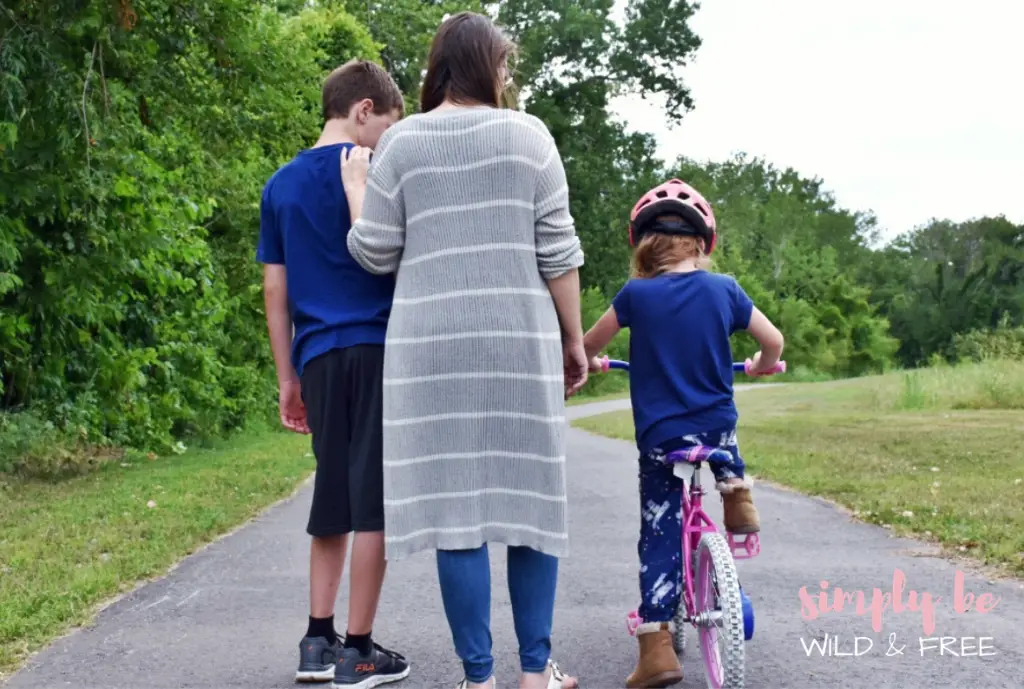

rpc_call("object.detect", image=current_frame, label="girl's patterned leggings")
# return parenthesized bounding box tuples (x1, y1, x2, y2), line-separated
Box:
(637, 427, 745, 622)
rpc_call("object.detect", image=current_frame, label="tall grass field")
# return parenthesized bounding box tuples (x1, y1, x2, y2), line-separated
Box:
(573, 359, 1024, 575)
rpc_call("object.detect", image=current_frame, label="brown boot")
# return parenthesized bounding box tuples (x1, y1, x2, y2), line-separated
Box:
(625, 622, 683, 688)
(719, 478, 760, 534)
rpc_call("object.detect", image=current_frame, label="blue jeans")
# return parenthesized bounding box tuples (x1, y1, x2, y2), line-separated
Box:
(638, 426, 745, 622)
(437, 545, 558, 683)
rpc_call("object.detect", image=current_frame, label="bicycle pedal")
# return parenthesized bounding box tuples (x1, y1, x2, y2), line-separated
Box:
(727, 531, 761, 559)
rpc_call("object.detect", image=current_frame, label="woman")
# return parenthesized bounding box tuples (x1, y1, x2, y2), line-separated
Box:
(345, 11, 586, 689)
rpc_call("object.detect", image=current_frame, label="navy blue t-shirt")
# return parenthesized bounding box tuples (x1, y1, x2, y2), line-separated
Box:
(612, 271, 754, 453)
(256, 143, 394, 377)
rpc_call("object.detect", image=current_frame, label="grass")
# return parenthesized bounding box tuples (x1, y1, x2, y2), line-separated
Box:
(567, 389, 630, 406)
(0, 428, 311, 678)
(572, 359, 1024, 575)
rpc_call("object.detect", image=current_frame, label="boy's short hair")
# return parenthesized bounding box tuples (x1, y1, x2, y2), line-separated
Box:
(322, 60, 404, 121)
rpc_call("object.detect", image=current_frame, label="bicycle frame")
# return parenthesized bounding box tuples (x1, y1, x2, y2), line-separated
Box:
(601, 356, 776, 619)
(605, 355, 778, 686)
(678, 460, 717, 619)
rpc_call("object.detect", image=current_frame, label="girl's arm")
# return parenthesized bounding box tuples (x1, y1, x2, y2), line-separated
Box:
(583, 307, 621, 368)
(745, 307, 784, 374)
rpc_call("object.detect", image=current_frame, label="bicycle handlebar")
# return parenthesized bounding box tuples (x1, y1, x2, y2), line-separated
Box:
(599, 356, 786, 376)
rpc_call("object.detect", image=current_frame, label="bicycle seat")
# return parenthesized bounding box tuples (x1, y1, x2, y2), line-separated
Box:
(664, 445, 733, 466)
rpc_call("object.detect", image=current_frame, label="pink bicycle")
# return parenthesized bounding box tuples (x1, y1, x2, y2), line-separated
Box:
(599, 356, 785, 689)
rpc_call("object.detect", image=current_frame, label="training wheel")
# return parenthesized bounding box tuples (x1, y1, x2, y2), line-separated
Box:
(626, 609, 641, 637)
(740, 587, 755, 641)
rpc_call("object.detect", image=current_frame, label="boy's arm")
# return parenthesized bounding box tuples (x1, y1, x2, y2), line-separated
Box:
(263, 265, 309, 434)
(263, 264, 296, 385)
(256, 181, 308, 434)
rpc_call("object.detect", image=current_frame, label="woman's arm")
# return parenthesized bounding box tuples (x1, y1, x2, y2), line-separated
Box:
(533, 132, 588, 395)
(534, 137, 584, 283)
(534, 135, 585, 340)
(547, 269, 584, 344)
(548, 268, 588, 397)
(345, 132, 405, 275)
(341, 146, 371, 224)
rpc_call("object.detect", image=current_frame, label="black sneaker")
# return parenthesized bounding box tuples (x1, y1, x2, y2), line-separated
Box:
(296, 635, 342, 683)
(332, 642, 410, 688)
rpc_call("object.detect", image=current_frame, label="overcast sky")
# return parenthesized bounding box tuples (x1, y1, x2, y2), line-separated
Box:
(610, 0, 1024, 240)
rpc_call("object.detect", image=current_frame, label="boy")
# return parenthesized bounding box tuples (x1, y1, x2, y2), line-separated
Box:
(257, 60, 410, 688)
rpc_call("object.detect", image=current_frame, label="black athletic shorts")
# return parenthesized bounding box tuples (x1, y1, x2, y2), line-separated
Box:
(300, 344, 385, 537)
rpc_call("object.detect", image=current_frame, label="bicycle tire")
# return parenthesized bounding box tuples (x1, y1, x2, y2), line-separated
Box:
(695, 533, 745, 688)
(671, 550, 696, 654)
(672, 602, 687, 655)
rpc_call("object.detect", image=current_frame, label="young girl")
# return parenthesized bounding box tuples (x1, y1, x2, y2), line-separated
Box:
(582, 179, 784, 689)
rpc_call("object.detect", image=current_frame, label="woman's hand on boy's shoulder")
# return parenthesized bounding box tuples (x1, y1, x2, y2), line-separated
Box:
(341, 145, 372, 191)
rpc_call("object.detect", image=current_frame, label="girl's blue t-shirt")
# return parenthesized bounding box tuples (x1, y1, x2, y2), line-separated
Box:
(612, 271, 754, 453)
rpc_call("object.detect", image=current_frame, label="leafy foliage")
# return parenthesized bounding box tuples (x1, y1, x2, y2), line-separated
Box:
(951, 316, 1024, 363)
(664, 156, 899, 376)
(1, 0, 378, 455)
(1, 0, 1020, 474)
(862, 216, 1024, 365)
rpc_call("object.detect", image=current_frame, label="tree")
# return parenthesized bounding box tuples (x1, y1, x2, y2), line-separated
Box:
(0, 0, 378, 449)
(864, 216, 1024, 365)
(669, 155, 897, 375)
(345, 0, 484, 114)
(493, 0, 703, 295)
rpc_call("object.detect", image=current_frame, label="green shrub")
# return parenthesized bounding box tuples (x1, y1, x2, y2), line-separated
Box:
(0, 410, 120, 478)
(0, 2, 379, 472)
(952, 317, 1024, 363)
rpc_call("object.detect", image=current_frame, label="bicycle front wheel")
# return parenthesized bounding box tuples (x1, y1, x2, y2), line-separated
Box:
(695, 533, 745, 688)
(671, 549, 697, 655)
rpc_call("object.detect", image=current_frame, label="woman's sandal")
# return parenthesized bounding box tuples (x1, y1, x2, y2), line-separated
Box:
(545, 660, 578, 689)
(454, 661, 575, 689)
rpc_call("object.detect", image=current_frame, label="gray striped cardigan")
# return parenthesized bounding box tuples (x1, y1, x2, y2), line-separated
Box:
(346, 106, 584, 561)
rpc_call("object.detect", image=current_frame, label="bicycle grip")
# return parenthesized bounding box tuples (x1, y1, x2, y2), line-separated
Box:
(598, 356, 629, 372)
(736, 360, 786, 376)
(599, 357, 785, 375)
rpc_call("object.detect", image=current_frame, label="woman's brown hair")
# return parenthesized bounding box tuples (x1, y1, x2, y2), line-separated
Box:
(631, 233, 711, 279)
(420, 12, 517, 112)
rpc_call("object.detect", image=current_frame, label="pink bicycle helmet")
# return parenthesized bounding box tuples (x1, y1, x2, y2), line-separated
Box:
(628, 179, 717, 253)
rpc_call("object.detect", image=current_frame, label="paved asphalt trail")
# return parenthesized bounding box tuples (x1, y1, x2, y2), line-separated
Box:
(7, 391, 1023, 689)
